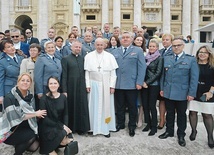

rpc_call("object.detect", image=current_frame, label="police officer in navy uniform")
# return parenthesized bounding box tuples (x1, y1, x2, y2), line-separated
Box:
(0, 39, 23, 111)
(111, 32, 146, 137)
(158, 38, 199, 147)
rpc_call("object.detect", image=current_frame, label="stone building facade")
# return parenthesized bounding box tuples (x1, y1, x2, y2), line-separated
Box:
(0, 0, 214, 42)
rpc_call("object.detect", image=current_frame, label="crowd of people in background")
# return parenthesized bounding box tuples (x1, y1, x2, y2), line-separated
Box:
(0, 23, 214, 155)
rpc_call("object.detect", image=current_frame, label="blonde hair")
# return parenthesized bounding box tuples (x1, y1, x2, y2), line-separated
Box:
(149, 39, 159, 48)
(162, 33, 174, 41)
(17, 72, 32, 83)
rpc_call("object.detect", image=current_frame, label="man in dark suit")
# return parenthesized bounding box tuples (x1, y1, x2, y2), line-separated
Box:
(24, 29, 39, 45)
(10, 28, 30, 57)
(111, 32, 146, 137)
(158, 38, 199, 147)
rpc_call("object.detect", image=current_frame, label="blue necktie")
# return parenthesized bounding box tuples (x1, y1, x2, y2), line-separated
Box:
(123, 48, 127, 55)
(175, 55, 178, 62)
(13, 57, 18, 63)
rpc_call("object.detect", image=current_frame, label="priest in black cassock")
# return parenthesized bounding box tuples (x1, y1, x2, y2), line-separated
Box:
(61, 40, 90, 134)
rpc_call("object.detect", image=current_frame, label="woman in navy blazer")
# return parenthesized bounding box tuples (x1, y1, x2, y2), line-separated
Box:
(34, 41, 62, 99)
(0, 39, 23, 106)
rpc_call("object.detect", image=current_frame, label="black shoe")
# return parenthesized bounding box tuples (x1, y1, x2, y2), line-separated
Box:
(158, 132, 174, 139)
(129, 129, 135, 137)
(142, 125, 150, 132)
(157, 123, 165, 130)
(104, 133, 110, 138)
(189, 130, 197, 141)
(116, 125, 125, 132)
(87, 131, 93, 135)
(178, 137, 186, 147)
(208, 143, 214, 148)
(148, 129, 157, 136)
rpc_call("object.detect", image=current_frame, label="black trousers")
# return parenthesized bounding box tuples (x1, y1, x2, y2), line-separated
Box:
(115, 89, 138, 130)
(141, 85, 159, 129)
(165, 98, 187, 137)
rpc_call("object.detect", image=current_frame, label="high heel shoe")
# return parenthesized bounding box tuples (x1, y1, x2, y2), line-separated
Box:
(189, 130, 197, 141)
(157, 123, 165, 130)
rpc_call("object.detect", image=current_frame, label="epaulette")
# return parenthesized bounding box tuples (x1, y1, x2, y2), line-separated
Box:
(185, 54, 194, 57)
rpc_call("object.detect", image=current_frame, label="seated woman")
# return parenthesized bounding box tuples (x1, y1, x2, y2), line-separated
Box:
(2, 73, 47, 155)
(39, 76, 73, 155)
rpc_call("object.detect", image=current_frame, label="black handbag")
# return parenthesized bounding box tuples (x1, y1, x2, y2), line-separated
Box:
(64, 141, 79, 155)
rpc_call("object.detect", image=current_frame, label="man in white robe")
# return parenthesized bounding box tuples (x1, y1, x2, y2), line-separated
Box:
(84, 38, 118, 137)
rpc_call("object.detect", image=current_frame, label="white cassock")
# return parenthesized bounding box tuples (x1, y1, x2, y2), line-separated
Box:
(84, 50, 118, 135)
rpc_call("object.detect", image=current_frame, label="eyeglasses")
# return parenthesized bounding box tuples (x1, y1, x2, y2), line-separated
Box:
(26, 32, 32, 34)
(199, 51, 209, 55)
(172, 44, 183, 48)
(11, 36, 19, 38)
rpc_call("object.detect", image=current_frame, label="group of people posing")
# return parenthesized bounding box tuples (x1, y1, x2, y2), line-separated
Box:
(0, 25, 214, 155)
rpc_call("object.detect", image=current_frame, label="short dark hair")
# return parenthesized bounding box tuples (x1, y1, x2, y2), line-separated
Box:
(0, 39, 13, 51)
(4, 30, 10, 33)
(54, 36, 64, 42)
(0, 32, 5, 36)
(142, 26, 147, 29)
(29, 43, 41, 52)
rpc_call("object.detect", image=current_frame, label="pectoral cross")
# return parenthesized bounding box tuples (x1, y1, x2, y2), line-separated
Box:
(98, 66, 101, 72)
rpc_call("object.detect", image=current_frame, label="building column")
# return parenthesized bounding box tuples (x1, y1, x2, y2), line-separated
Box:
(113, 0, 121, 28)
(37, 0, 48, 40)
(0, 0, 10, 31)
(101, 0, 109, 30)
(192, 0, 199, 43)
(73, 0, 80, 30)
(134, 0, 142, 27)
(182, 0, 191, 37)
(162, 0, 171, 33)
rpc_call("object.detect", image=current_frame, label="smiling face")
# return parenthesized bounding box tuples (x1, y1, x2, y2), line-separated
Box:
(95, 38, 104, 53)
(17, 74, 32, 92)
(48, 78, 59, 93)
(55, 38, 63, 48)
(197, 47, 209, 63)
(71, 41, 82, 55)
(3, 42, 16, 56)
(134, 36, 143, 47)
(172, 39, 184, 55)
(110, 37, 117, 46)
(162, 35, 172, 48)
(45, 42, 55, 56)
(29, 47, 39, 59)
(149, 42, 158, 54)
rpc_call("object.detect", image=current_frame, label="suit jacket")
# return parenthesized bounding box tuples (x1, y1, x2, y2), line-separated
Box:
(34, 54, 62, 95)
(81, 41, 95, 57)
(160, 53, 199, 101)
(159, 46, 173, 57)
(20, 42, 30, 57)
(0, 54, 23, 97)
(24, 37, 40, 45)
(111, 45, 146, 89)
(19, 57, 35, 94)
(58, 46, 71, 60)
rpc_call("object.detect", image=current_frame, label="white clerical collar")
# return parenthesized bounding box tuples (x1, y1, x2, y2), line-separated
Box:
(14, 42, 21, 49)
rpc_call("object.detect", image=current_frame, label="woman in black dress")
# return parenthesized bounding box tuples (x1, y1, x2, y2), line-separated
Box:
(2, 73, 47, 155)
(188, 45, 214, 148)
(39, 76, 73, 155)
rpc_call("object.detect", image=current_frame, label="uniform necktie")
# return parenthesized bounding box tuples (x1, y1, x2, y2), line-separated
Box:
(162, 48, 167, 56)
(106, 33, 108, 37)
(13, 57, 18, 63)
(123, 47, 127, 55)
(52, 57, 56, 63)
(88, 43, 90, 46)
(175, 55, 178, 62)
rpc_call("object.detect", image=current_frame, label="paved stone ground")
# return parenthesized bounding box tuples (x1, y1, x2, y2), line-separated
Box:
(1, 122, 213, 155)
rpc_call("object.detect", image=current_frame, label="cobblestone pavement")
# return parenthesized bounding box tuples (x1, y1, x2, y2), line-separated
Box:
(1, 122, 213, 155)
